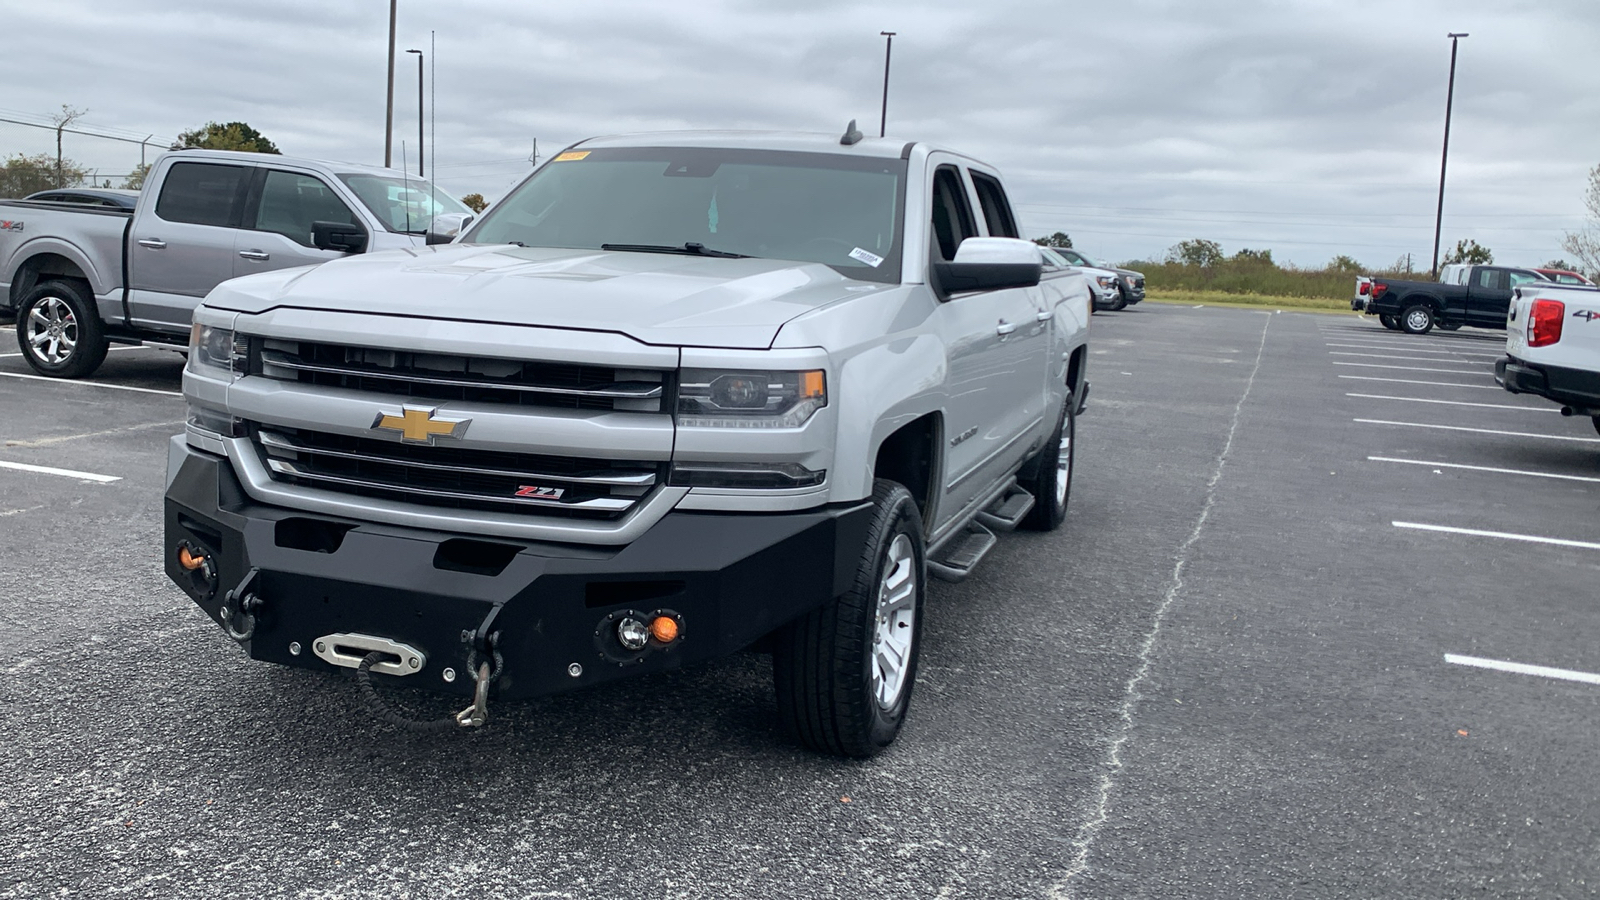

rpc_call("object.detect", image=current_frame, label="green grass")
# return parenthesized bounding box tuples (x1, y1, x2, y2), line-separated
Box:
(1143, 290, 1353, 314)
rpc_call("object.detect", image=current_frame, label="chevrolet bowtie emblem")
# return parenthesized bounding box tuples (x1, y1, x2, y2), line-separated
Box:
(372, 405, 471, 444)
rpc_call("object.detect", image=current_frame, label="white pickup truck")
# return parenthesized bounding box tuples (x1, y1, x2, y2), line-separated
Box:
(1496, 282, 1600, 433)
(163, 128, 1092, 756)
(1, 149, 472, 377)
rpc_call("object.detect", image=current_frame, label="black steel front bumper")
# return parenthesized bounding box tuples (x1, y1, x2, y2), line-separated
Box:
(164, 443, 872, 701)
(1495, 355, 1600, 409)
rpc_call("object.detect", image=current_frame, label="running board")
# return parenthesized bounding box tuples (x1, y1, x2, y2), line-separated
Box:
(975, 487, 1035, 533)
(927, 521, 998, 583)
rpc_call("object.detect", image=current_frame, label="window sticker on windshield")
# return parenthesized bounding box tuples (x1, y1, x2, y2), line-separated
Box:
(553, 151, 590, 162)
(849, 247, 885, 268)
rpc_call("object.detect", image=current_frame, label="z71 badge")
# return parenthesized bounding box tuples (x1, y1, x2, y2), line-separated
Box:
(514, 485, 565, 501)
(0, 220, 22, 232)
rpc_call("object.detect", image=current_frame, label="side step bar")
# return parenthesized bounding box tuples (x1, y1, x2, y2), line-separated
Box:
(975, 486, 1035, 533)
(927, 520, 998, 583)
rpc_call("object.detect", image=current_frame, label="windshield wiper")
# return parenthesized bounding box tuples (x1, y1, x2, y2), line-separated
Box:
(600, 242, 749, 259)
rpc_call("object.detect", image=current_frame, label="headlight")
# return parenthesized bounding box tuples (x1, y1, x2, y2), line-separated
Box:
(677, 369, 827, 428)
(1095, 275, 1118, 289)
(188, 324, 246, 379)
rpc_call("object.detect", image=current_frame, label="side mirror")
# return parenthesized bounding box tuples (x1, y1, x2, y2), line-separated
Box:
(312, 221, 368, 254)
(425, 212, 474, 246)
(931, 237, 1042, 298)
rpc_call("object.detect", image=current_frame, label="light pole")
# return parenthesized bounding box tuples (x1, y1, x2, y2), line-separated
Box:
(384, 0, 397, 168)
(879, 32, 895, 138)
(406, 48, 424, 177)
(1430, 32, 1468, 278)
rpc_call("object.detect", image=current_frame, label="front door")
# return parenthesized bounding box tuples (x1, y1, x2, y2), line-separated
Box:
(232, 168, 367, 279)
(127, 161, 252, 334)
(1464, 266, 1513, 327)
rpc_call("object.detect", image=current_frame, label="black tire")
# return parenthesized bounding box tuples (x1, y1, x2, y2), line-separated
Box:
(773, 479, 925, 758)
(1437, 321, 1461, 331)
(15, 280, 109, 378)
(1020, 392, 1074, 531)
(1592, 416, 1599, 438)
(1379, 314, 1400, 331)
(1400, 304, 1435, 335)
(1111, 288, 1129, 311)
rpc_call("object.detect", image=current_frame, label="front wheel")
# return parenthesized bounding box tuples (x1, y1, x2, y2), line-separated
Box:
(1020, 392, 1075, 531)
(1401, 304, 1435, 335)
(773, 480, 925, 758)
(16, 280, 109, 378)
(1111, 288, 1128, 311)
(1379, 314, 1400, 331)
(1592, 416, 1600, 437)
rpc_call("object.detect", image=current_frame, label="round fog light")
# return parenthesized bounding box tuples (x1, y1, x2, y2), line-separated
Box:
(616, 617, 650, 651)
(650, 616, 679, 644)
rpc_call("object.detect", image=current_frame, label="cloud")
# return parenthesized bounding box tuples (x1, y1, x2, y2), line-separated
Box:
(4, 0, 1596, 267)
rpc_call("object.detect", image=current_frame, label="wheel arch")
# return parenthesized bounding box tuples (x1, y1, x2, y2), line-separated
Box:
(9, 247, 99, 309)
(872, 412, 942, 525)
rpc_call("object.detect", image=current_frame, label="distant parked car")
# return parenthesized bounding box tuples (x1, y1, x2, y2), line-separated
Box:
(22, 187, 141, 210)
(1534, 268, 1594, 286)
(1041, 247, 1121, 310)
(1359, 264, 1549, 333)
(1048, 247, 1144, 309)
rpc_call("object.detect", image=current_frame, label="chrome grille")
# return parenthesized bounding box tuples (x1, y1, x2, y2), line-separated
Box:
(252, 425, 661, 520)
(256, 339, 667, 412)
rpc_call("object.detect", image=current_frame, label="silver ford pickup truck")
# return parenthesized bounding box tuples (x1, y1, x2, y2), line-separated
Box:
(164, 128, 1092, 757)
(1, 149, 471, 377)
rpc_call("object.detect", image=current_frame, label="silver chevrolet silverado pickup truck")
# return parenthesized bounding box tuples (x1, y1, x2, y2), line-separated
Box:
(1, 149, 471, 377)
(164, 128, 1091, 757)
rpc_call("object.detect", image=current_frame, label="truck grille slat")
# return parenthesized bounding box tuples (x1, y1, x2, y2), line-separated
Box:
(256, 341, 667, 412)
(252, 426, 660, 520)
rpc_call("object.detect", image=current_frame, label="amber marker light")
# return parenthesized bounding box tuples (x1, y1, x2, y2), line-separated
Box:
(178, 546, 207, 571)
(650, 616, 680, 644)
(801, 370, 826, 399)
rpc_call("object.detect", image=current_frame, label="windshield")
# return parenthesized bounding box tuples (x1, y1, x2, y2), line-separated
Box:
(338, 174, 471, 234)
(465, 146, 907, 283)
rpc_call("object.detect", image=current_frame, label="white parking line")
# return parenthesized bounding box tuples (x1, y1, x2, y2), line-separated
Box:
(1354, 418, 1600, 442)
(1325, 342, 1502, 358)
(1445, 654, 1600, 686)
(1333, 362, 1491, 374)
(0, 459, 120, 483)
(1330, 351, 1494, 364)
(1368, 456, 1600, 483)
(1346, 393, 1557, 412)
(1394, 520, 1600, 550)
(0, 370, 182, 397)
(1338, 375, 1500, 390)
(0, 344, 148, 360)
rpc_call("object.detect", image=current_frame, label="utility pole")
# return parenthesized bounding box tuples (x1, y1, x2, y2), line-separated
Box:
(1430, 32, 1468, 279)
(406, 48, 424, 176)
(879, 32, 896, 138)
(51, 105, 86, 188)
(384, 0, 397, 168)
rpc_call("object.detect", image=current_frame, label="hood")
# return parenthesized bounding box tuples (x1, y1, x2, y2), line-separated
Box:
(203, 244, 868, 349)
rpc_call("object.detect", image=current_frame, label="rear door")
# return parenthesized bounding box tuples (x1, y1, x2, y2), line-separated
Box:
(233, 167, 368, 278)
(969, 167, 1051, 440)
(1464, 266, 1513, 326)
(127, 160, 253, 334)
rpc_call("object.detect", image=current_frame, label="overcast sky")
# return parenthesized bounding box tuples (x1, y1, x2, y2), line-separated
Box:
(5, 0, 1597, 268)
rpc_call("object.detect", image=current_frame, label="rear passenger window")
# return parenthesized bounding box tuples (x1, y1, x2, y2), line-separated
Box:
(930, 166, 977, 262)
(1507, 271, 1539, 287)
(970, 172, 1019, 238)
(254, 170, 360, 247)
(155, 163, 248, 228)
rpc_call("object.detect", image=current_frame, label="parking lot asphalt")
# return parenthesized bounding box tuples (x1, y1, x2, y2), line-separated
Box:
(2, 309, 1596, 899)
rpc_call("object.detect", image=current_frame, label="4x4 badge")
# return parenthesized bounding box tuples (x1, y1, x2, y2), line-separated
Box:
(1572, 310, 1599, 322)
(372, 405, 471, 444)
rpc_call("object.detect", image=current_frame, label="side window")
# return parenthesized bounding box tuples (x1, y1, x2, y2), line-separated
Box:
(1475, 268, 1505, 290)
(1059, 249, 1086, 266)
(929, 165, 977, 262)
(969, 172, 1019, 238)
(1507, 271, 1539, 287)
(254, 170, 359, 247)
(154, 163, 249, 227)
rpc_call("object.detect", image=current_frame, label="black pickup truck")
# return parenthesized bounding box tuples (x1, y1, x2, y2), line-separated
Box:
(1359, 265, 1548, 334)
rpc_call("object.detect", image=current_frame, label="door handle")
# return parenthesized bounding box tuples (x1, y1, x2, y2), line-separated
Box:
(238, 250, 271, 261)
(137, 238, 166, 250)
(1035, 310, 1053, 322)
(996, 320, 1017, 336)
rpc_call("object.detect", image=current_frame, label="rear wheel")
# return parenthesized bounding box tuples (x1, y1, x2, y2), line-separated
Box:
(1020, 393, 1074, 531)
(1437, 321, 1461, 331)
(1401, 304, 1435, 335)
(16, 280, 109, 378)
(1379, 314, 1400, 330)
(773, 480, 925, 758)
(1592, 416, 1599, 437)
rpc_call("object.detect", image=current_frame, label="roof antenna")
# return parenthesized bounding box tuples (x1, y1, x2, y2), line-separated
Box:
(840, 119, 864, 146)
